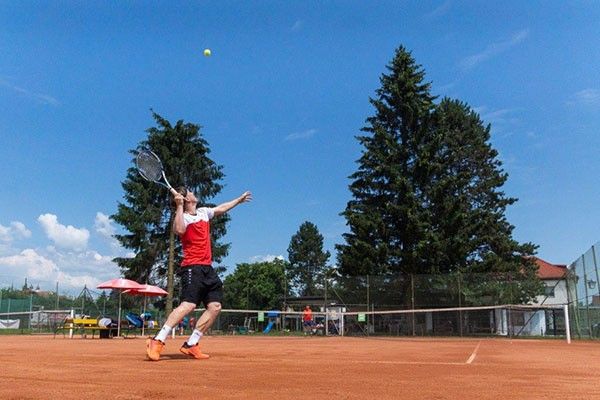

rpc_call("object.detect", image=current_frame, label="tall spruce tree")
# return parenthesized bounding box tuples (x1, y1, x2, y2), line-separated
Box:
(287, 221, 331, 296)
(337, 46, 541, 302)
(336, 46, 436, 275)
(423, 99, 541, 301)
(112, 111, 227, 314)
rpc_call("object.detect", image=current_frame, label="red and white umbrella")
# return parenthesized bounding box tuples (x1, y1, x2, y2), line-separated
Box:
(97, 278, 144, 337)
(124, 284, 168, 336)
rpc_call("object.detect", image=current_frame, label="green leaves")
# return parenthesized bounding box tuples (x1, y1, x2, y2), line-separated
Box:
(337, 46, 541, 302)
(287, 221, 331, 297)
(112, 111, 227, 283)
(223, 260, 287, 310)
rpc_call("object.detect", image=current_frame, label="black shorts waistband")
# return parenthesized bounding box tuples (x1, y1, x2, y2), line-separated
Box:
(181, 264, 212, 269)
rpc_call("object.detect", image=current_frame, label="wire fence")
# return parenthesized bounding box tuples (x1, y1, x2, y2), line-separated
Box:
(2, 265, 597, 340)
(567, 242, 600, 338)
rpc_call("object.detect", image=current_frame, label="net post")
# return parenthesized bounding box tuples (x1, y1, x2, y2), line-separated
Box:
(69, 309, 74, 339)
(563, 304, 571, 344)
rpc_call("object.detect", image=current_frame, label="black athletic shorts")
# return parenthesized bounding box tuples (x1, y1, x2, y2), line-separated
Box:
(178, 265, 223, 307)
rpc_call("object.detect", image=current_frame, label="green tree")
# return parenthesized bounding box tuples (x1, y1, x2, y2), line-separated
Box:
(112, 111, 227, 315)
(287, 221, 331, 296)
(337, 46, 541, 302)
(420, 98, 541, 301)
(336, 46, 435, 276)
(223, 259, 287, 310)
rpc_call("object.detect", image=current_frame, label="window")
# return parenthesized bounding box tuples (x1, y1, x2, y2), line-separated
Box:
(544, 286, 555, 297)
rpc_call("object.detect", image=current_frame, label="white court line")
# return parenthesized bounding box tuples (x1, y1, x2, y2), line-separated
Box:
(466, 340, 482, 364)
(218, 357, 470, 366)
(349, 360, 465, 366)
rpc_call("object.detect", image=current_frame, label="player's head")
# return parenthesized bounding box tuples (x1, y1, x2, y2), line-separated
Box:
(175, 186, 188, 198)
(172, 186, 192, 209)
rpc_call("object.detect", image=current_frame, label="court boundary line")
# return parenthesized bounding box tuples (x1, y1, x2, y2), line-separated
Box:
(466, 340, 482, 364)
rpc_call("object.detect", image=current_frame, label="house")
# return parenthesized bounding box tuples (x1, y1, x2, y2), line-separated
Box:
(532, 257, 568, 306)
(494, 257, 568, 337)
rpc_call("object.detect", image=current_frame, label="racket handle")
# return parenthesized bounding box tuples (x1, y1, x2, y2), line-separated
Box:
(169, 188, 179, 196)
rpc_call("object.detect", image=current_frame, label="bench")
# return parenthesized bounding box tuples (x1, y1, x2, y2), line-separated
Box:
(54, 317, 114, 339)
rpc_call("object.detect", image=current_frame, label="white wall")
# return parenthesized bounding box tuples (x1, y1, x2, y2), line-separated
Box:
(534, 279, 568, 305)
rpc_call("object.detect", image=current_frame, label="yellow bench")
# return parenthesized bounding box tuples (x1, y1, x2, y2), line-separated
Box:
(54, 317, 112, 338)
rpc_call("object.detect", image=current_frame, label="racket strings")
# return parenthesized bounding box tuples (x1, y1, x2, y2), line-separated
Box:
(136, 152, 163, 181)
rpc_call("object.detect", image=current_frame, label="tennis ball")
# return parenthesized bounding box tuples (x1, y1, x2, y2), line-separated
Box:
(203, 48, 211, 57)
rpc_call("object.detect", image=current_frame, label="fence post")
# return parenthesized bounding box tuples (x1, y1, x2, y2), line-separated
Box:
(564, 304, 571, 344)
(411, 274, 415, 336)
(29, 294, 33, 330)
(366, 275, 370, 337)
(592, 246, 600, 299)
(582, 256, 592, 337)
(458, 273, 463, 337)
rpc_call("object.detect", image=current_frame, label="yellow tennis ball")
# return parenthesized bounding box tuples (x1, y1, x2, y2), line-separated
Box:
(203, 49, 211, 57)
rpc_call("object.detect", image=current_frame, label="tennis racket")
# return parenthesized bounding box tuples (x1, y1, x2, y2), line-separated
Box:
(135, 149, 178, 196)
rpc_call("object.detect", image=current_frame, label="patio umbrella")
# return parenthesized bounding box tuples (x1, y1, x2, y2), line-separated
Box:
(124, 285, 168, 336)
(97, 278, 144, 337)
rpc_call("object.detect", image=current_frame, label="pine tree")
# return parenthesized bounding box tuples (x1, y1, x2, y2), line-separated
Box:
(337, 47, 541, 302)
(287, 221, 331, 296)
(336, 46, 436, 275)
(112, 111, 226, 314)
(423, 99, 540, 301)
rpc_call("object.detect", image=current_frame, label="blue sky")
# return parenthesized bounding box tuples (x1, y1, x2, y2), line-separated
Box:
(1, 1, 600, 294)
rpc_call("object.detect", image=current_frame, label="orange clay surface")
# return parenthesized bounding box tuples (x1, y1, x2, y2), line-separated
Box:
(1, 335, 599, 400)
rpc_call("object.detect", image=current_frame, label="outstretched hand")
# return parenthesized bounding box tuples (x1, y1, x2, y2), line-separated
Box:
(239, 191, 252, 204)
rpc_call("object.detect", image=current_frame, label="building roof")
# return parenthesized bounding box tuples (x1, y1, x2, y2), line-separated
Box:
(534, 257, 567, 280)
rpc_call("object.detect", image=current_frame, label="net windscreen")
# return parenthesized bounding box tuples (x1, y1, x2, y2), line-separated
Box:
(136, 151, 163, 181)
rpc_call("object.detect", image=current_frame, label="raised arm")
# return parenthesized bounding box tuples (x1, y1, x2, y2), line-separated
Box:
(213, 191, 252, 217)
(172, 192, 187, 236)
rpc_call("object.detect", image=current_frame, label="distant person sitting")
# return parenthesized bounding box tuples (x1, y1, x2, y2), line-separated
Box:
(302, 305, 313, 335)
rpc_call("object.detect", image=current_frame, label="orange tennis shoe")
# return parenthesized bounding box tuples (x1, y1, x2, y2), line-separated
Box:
(180, 342, 210, 359)
(146, 338, 165, 361)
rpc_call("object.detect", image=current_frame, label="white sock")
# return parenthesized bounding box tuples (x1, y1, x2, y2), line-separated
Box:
(186, 329, 203, 346)
(154, 324, 172, 342)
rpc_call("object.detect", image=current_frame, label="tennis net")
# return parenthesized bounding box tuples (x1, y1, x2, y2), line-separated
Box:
(190, 304, 569, 341)
(0, 310, 71, 332)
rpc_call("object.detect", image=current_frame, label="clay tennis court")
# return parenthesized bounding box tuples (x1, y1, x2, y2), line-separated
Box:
(1, 335, 598, 399)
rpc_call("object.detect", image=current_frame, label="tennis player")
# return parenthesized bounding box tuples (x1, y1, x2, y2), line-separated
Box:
(146, 187, 252, 361)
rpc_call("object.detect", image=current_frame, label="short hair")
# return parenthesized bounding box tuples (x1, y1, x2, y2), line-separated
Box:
(175, 186, 188, 197)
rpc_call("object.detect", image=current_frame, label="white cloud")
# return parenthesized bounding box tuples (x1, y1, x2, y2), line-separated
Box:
(0, 246, 121, 294)
(11, 221, 32, 238)
(285, 128, 317, 141)
(291, 20, 303, 32)
(95, 212, 126, 253)
(436, 81, 457, 93)
(0, 77, 59, 106)
(0, 249, 58, 280)
(0, 212, 128, 294)
(460, 29, 529, 70)
(475, 106, 520, 126)
(0, 221, 32, 242)
(569, 88, 600, 106)
(425, 0, 452, 19)
(0, 225, 10, 242)
(38, 214, 89, 251)
(249, 254, 285, 263)
(95, 212, 115, 238)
